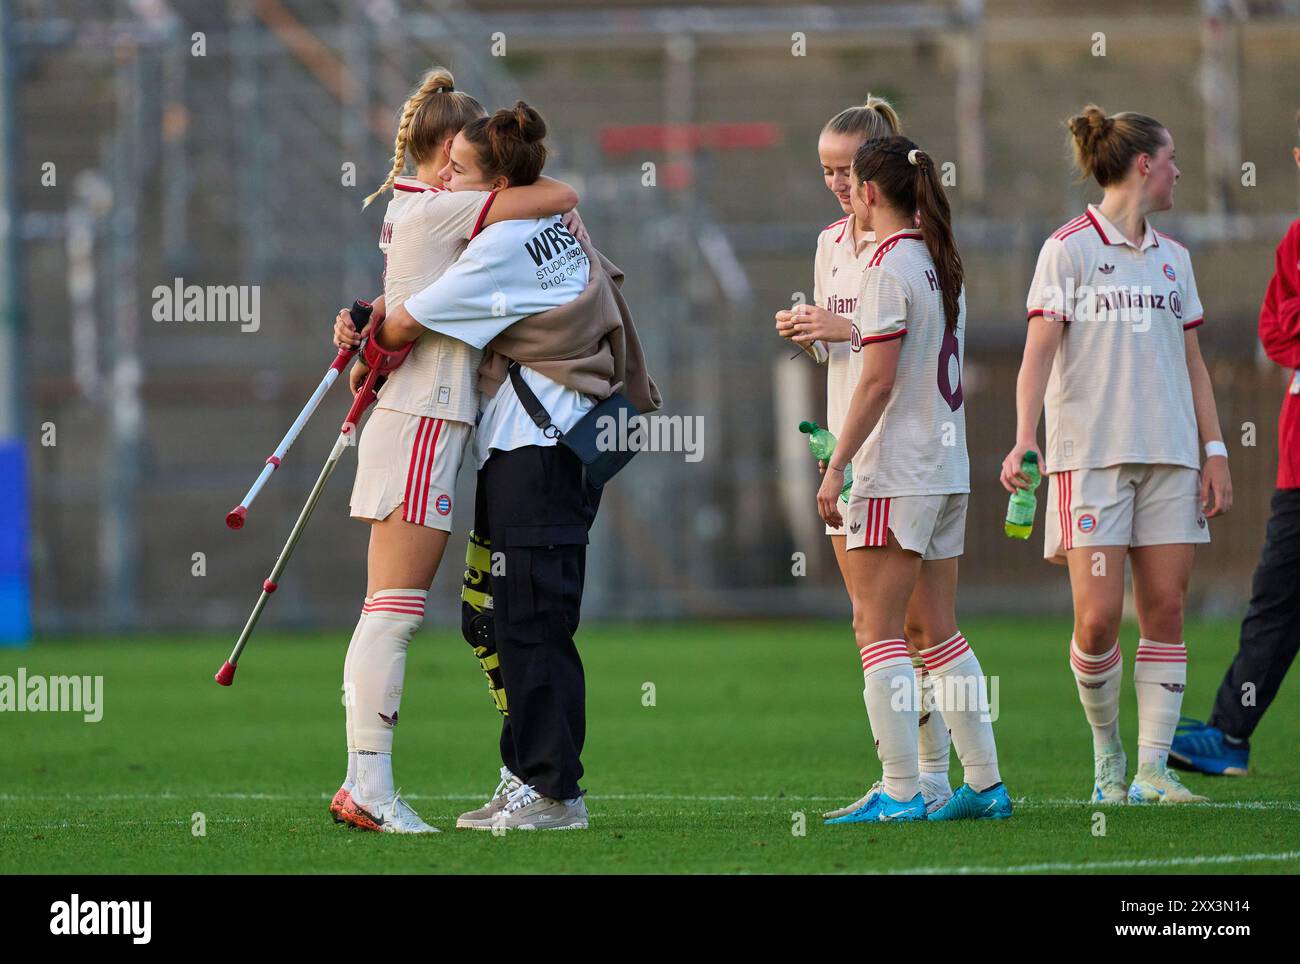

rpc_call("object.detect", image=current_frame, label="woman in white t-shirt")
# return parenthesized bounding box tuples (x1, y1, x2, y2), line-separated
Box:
(323, 68, 579, 835)
(1001, 105, 1232, 806)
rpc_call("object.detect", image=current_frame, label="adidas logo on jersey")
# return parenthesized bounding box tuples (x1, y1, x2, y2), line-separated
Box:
(1098, 263, 1115, 274)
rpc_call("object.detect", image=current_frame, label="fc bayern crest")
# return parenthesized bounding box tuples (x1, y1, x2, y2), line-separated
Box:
(1077, 513, 1096, 533)
(435, 493, 452, 515)
(1162, 263, 1176, 281)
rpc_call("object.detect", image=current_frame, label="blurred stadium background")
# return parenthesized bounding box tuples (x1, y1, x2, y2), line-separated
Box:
(5, 0, 1300, 638)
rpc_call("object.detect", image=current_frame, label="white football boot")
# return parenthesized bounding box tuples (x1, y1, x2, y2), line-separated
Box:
(1091, 742, 1129, 804)
(456, 766, 524, 830)
(490, 783, 589, 831)
(341, 789, 439, 834)
(1127, 762, 1208, 804)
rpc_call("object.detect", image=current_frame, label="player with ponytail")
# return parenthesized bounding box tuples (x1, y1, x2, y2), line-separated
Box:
(772, 98, 957, 820)
(1003, 105, 1230, 806)
(817, 136, 1011, 824)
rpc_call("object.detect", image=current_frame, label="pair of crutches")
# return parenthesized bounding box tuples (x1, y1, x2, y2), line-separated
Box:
(216, 301, 377, 686)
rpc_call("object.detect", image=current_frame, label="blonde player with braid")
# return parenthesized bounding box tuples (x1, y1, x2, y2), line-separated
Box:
(326, 67, 580, 834)
(775, 96, 955, 818)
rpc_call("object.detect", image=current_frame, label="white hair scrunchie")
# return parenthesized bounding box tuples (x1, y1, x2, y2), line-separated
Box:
(907, 149, 921, 166)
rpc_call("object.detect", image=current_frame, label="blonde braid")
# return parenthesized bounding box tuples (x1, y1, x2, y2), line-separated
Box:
(362, 68, 456, 209)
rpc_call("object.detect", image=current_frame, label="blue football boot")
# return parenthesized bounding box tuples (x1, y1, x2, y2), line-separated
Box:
(823, 785, 927, 824)
(927, 782, 1013, 821)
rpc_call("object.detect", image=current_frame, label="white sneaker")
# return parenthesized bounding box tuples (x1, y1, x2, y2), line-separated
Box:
(822, 782, 882, 820)
(342, 789, 440, 834)
(456, 766, 524, 830)
(1127, 762, 1207, 804)
(919, 773, 954, 814)
(490, 783, 588, 831)
(1091, 742, 1129, 804)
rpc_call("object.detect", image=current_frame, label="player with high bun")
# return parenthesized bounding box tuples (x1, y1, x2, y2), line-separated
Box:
(776, 96, 955, 819)
(1002, 105, 1232, 805)
(817, 136, 1010, 823)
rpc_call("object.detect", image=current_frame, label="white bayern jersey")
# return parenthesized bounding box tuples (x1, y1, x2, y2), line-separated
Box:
(812, 214, 878, 448)
(374, 176, 498, 424)
(1026, 203, 1204, 473)
(401, 215, 593, 469)
(848, 229, 969, 497)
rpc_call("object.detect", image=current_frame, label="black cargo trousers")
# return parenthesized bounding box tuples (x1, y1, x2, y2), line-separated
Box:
(470, 443, 602, 801)
(1208, 487, 1300, 740)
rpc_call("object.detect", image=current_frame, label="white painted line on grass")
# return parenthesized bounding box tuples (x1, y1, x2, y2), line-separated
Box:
(882, 849, 1300, 875)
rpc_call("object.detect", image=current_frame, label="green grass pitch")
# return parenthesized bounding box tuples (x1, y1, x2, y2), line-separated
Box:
(2, 617, 1297, 874)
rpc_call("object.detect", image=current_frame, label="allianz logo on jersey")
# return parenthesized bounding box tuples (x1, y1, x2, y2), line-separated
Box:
(1039, 278, 1180, 332)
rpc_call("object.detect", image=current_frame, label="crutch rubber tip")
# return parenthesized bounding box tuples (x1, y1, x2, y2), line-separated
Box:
(226, 506, 248, 530)
(215, 662, 237, 686)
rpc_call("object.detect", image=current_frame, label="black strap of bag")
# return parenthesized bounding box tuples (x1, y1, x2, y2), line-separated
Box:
(507, 360, 642, 488)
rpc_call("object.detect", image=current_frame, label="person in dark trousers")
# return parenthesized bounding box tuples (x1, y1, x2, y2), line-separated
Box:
(1172, 114, 1300, 776)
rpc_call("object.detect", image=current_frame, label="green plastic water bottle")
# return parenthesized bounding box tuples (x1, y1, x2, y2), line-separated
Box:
(1004, 451, 1041, 539)
(799, 421, 852, 503)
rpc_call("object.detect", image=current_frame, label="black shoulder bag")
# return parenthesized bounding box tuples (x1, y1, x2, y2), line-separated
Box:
(507, 361, 642, 488)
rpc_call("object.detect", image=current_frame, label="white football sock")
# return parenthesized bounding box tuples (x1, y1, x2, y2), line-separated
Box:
(342, 599, 369, 789)
(356, 751, 394, 805)
(918, 632, 1000, 791)
(1069, 638, 1122, 750)
(859, 639, 919, 802)
(914, 655, 951, 778)
(1134, 639, 1187, 768)
(350, 589, 426, 802)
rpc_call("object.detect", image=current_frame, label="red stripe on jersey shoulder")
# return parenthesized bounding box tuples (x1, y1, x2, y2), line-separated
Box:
(1051, 214, 1089, 240)
(867, 231, 923, 268)
(1155, 231, 1185, 249)
(823, 216, 849, 233)
(470, 190, 498, 240)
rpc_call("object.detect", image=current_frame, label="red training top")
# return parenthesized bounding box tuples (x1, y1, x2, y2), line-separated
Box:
(1258, 218, 1300, 489)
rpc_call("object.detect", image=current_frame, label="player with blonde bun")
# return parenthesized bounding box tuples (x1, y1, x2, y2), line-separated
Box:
(818, 136, 1010, 823)
(1002, 105, 1232, 806)
(326, 68, 580, 834)
(776, 97, 955, 819)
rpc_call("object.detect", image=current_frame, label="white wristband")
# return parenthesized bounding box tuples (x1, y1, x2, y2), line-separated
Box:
(1205, 440, 1228, 460)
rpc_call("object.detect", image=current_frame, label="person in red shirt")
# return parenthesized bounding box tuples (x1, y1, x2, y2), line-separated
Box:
(1172, 111, 1300, 775)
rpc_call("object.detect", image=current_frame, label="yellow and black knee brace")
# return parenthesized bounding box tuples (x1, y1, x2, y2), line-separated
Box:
(461, 529, 507, 716)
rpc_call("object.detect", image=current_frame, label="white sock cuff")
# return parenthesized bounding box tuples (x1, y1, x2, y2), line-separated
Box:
(917, 631, 973, 677)
(859, 638, 913, 676)
(1134, 638, 1187, 684)
(362, 589, 428, 620)
(1070, 638, 1122, 679)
